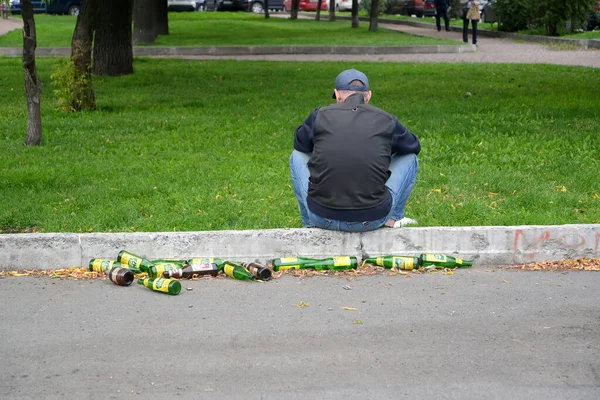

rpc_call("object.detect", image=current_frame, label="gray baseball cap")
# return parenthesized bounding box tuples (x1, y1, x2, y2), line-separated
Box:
(332, 68, 370, 98)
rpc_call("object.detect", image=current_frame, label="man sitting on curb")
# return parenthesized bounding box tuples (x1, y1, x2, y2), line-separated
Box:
(290, 68, 421, 232)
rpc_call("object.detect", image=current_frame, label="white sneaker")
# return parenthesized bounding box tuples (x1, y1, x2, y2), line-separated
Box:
(393, 217, 418, 228)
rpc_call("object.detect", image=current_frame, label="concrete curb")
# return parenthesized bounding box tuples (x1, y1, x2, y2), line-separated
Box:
(1, 224, 599, 270)
(0, 44, 476, 57)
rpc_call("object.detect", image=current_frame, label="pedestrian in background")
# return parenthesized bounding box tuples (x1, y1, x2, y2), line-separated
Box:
(1, 1, 8, 19)
(462, 0, 480, 45)
(434, 0, 451, 32)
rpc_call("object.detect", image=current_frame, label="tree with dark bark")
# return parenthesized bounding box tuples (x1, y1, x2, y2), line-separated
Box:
(315, 0, 323, 21)
(369, 0, 380, 31)
(134, 0, 157, 44)
(70, 0, 99, 111)
(20, 0, 42, 146)
(93, 0, 134, 76)
(328, 0, 336, 21)
(290, 0, 300, 19)
(156, 0, 169, 35)
(351, 0, 359, 28)
(264, 0, 270, 18)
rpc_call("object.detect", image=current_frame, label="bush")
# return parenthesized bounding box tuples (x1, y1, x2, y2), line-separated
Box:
(495, 0, 598, 35)
(383, 0, 405, 15)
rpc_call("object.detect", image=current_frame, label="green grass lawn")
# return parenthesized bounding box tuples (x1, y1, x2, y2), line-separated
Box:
(1, 58, 599, 233)
(0, 12, 458, 48)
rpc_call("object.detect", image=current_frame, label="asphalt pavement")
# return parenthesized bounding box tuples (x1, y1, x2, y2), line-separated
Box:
(1, 269, 599, 399)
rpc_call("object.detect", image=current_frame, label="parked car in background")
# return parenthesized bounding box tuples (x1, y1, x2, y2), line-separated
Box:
(205, 0, 248, 11)
(168, 0, 205, 11)
(329, 0, 352, 12)
(248, 0, 285, 14)
(10, 0, 80, 15)
(284, 0, 327, 12)
(423, 0, 436, 17)
(402, 0, 424, 17)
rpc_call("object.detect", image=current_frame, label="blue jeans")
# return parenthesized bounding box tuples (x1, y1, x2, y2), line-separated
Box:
(289, 150, 419, 232)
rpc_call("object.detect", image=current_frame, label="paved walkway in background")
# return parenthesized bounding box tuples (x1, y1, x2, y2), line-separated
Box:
(1, 16, 599, 67)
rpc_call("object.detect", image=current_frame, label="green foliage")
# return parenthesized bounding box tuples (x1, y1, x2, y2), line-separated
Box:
(50, 58, 94, 112)
(383, 0, 404, 15)
(496, 0, 598, 35)
(1, 58, 599, 232)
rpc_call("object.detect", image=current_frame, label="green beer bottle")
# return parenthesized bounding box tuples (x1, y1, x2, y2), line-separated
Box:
(363, 256, 421, 270)
(137, 277, 181, 295)
(89, 259, 119, 273)
(271, 257, 319, 271)
(223, 261, 255, 281)
(107, 266, 134, 286)
(164, 262, 219, 279)
(242, 262, 272, 281)
(151, 259, 187, 267)
(148, 263, 181, 278)
(117, 250, 153, 274)
(187, 258, 226, 271)
(302, 256, 358, 271)
(419, 254, 473, 268)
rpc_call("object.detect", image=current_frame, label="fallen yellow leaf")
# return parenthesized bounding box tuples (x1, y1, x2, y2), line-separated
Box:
(296, 301, 309, 308)
(342, 307, 357, 311)
(353, 320, 363, 325)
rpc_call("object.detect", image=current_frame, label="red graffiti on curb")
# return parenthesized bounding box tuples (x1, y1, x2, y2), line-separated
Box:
(513, 230, 599, 263)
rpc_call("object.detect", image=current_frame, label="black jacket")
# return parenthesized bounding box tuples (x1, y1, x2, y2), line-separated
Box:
(294, 94, 420, 221)
(434, 0, 450, 9)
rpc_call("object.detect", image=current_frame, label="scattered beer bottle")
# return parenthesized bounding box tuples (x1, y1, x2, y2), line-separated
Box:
(242, 262, 272, 281)
(223, 261, 255, 281)
(164, 262, 219, 279)
(117, 250, 154, 274)
(137, 277, 181, 295)
(419, 254, 473, 268)
(362, 256, 421, 270)
(107, 266, 134, 286)
(302, 256, 358, 271)
(271, 257, 319, 271)
(187, 258, 226, 271)
(89, 259, 119, 273)
(148, 263, 181, 278)
(151, 259, 187, 267)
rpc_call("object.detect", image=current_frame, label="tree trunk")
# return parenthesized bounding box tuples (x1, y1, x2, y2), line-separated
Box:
(71, 0, 99, 111)
(369, 0, 379, 32)
(134, 0, 157, 44)
(156, 0, 168, 35)
(264, 0, 269, 18)
(315, 0, 322, 21)
(290, 0, 300, 19)
(21, 0, 42, 146)
(93, 0, 133, 76)
(351, 0, 358, 28)
(328, 0, 336, 21)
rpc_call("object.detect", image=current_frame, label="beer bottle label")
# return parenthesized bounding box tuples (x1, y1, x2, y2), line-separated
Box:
(224, 264, 235, 278)
(120, 253, 141, 268)
(192, 263, 213, 272)
(423, 254, 446, 263)
(92, 259, 114, 272)
(455, 258, 463, 264)
(280, 257, 299, 263)
(152, 278, 170, 293)
(393, 257, 414, 270)
(333, 256, 351, 267)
